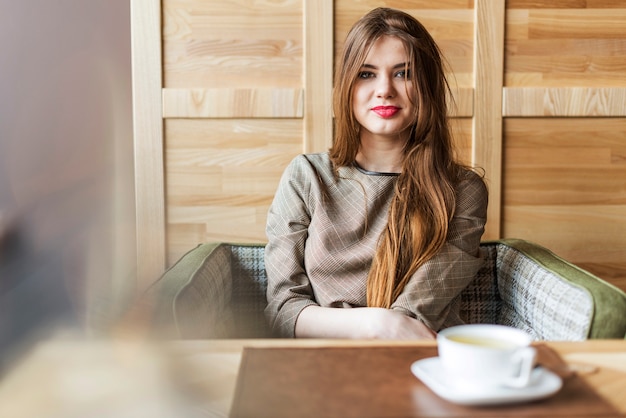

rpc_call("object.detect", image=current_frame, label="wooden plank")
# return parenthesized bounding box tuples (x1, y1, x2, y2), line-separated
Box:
(164, 118, 302, 258)
(505, 7, 626, 88)
(528, 9, 626, 39)
(304, 0, 334, 152)
(503, 87, 626, 117)
(131, 0, 166, 291)
(502, 205, 626, 264)
(449, 87, 474, 117)
(502, 116, 626, 288)
(162, 0, 303, 89)
(162, 88, 304, 118)
(161, 86, 472, 119)
(473, 0, 505, 239)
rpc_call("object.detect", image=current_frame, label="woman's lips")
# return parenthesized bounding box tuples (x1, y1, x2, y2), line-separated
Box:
(372, 106, 400, 118)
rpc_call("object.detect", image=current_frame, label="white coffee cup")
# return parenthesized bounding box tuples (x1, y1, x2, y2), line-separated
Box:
(437, 324, 537, 390)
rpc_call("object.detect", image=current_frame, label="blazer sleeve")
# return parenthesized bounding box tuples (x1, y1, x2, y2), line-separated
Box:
(264, 156, 319, 337)
(390, 170, 489, 331)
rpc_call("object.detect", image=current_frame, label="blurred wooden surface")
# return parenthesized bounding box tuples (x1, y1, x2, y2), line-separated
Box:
(2, 338, 625, 417)
(198, 339, 626, 417)
(132, 0, 626, 291)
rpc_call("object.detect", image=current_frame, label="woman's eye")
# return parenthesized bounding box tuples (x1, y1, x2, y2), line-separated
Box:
(395, 69, 411, 79)
(358, 71, 375, 79)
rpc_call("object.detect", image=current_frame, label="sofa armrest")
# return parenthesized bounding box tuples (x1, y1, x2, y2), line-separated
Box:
(144, 243, 235, 338)
(491, 239, 626, 340)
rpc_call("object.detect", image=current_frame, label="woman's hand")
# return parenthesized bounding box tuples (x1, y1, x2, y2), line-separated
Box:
(295, 305, 436, 340)
(359, 307, 437, 340)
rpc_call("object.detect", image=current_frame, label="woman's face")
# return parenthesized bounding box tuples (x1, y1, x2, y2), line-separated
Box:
(352, 35, 416, 145)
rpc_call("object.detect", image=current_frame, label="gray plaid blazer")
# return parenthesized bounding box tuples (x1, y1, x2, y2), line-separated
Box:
(264, 153, 488, 337)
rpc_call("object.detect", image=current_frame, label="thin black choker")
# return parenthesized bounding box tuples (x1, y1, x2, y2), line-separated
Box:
(353, 162, 400, 177)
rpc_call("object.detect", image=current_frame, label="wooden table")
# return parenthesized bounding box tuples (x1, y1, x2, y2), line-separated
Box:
(0, 337, 625, 417)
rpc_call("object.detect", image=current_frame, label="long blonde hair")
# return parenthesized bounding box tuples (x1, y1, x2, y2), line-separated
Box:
(329, 7, 462, 308)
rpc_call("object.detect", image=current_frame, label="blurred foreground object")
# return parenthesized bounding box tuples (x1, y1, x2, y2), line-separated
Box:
(0, 332, 204, 418)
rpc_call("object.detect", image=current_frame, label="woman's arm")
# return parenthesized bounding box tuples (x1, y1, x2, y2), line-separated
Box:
(391, 170, 489, 331)
(295, 305, 436, 339)
(265, 156, 319, 337)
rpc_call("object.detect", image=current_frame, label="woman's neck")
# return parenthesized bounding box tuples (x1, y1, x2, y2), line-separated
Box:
(355, 135, 405, 174)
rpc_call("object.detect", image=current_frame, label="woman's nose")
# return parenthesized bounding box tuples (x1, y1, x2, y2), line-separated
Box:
(376, 75, 396, 98)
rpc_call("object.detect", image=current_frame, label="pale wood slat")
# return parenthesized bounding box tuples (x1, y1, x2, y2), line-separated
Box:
(473, 0, 505, 239)
(131, 0, 166, 290)
(503, 87, 626, 117)
(304, 0, 334, 153)
(162, 88, 304, 118)
(161, 87, 474, 119)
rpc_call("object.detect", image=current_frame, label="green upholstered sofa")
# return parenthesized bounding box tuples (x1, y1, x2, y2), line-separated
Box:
(143, 239, 626, 340)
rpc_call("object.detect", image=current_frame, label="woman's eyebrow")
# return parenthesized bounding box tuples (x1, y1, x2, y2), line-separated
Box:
(361, 62, 409, 69)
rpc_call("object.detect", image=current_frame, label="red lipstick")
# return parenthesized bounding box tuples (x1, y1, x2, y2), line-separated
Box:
(372, 106, 399, 118)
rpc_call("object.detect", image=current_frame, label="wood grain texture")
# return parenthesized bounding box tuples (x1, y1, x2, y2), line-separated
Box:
(473, 0, 505, 239)
(162, 0, 303, 89)
(304, 0, 334, 152)
(160, 0, 304, 264)
(502, 118, 626, 288)
(131, 0, 626, 290)
(507, 0, 625, 7)
(503, 87, 626, 117)
(164, 118, 302, 263)
(449, 87, 474, 117)
(501, 1, 626, 287)
(162, 88, 304, 118)
(505, 7, 626, 87)
(131, 0, 166, 290)
(149, 86, 473, 119)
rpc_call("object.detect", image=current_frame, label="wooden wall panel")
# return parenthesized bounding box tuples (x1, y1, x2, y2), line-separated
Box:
(505, 4, 626, 87)
(162, 0, 479, 266)
(132, 0, 626, 291)
(162, 0, 303, 88)
(161, 0, 305, 264)
(503, 117, 626, 290)
(165, 118, 302, 263)
(502, 0, 626, 290)
(162, 87, 304, 118)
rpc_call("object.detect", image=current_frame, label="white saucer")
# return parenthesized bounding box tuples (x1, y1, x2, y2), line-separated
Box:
(410, 357, 563, 406)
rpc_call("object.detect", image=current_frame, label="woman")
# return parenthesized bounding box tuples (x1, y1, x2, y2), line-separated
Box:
(264, 7, 488, 339)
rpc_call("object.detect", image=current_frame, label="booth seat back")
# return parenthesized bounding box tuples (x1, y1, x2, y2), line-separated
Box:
(146, 239, 626, 340)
